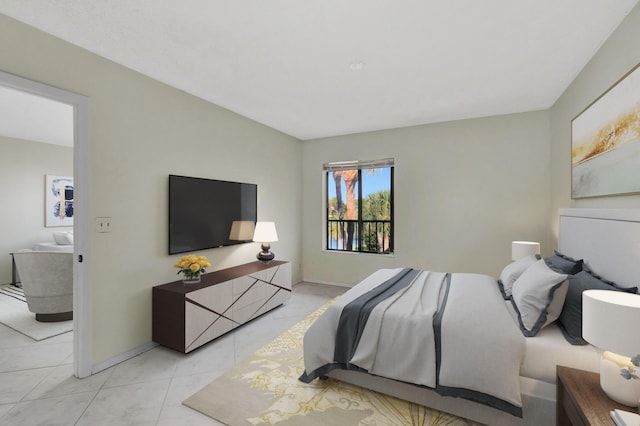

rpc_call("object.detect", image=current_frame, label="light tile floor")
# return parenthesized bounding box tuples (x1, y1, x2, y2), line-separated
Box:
(0, 282, 346, 425)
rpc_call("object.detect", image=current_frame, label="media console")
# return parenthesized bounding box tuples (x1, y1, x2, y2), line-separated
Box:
(152, 260, 291, 353)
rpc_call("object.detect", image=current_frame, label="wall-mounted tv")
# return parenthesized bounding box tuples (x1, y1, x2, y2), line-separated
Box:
(169, 175, 257, 255)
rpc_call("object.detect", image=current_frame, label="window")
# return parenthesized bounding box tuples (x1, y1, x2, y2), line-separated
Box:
(324, 158, 394, 254)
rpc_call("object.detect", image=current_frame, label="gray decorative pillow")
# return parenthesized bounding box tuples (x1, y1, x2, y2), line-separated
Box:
(510, 259, 569, 337)
(498, 254, 540, 299)
(544, 250, 582, 275)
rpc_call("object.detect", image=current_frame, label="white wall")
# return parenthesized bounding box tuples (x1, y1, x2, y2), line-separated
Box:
(0, 14, 302, 367)
(302, 111, 551, 285)
(549, 3, 640, 240)
(0, 135, 73, 284)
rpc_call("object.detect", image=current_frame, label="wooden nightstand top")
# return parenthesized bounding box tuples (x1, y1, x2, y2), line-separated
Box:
(557, 365, 632, 425)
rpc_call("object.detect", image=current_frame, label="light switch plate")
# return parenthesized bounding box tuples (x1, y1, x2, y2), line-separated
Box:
(95, 217, 112, 233)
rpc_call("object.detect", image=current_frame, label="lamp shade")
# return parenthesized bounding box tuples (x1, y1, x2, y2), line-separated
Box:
(253, 222, 278, 243)
(511, 241, 540, 261)
(228, 221, 255, 241)
(583, 289, 640, 356)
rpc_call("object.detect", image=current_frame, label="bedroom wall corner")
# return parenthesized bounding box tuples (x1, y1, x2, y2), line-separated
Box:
(549, 3, 640, 245)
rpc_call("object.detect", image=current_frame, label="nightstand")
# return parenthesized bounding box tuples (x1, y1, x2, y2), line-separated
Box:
(557, 365, 632, 425)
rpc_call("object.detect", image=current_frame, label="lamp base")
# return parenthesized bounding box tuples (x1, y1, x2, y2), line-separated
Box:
(257, 243, 275, 263)
(600, 355, 640, 406)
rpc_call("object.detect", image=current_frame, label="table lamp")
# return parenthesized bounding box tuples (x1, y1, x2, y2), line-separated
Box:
(511, 241, 540, 261)
(253, 221, 278, 263)
(583, 289, 640, 406)
(228, 220, 255, 241)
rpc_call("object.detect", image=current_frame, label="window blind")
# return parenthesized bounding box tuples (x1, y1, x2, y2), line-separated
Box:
(322, 158, 394, 172)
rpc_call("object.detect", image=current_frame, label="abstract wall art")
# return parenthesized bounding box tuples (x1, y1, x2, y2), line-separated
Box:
(45, 175, 74, 227)
(571, 63, 640, 199)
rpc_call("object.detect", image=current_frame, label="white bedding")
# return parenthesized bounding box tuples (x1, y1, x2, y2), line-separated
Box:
(301, 268, 527, 417)
(520, 322, 600, 383)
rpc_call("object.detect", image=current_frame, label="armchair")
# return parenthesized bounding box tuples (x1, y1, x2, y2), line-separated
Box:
(12, 251, 73, 322)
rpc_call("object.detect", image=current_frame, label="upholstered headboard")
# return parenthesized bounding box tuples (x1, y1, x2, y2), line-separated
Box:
(558, 208, 640, 289)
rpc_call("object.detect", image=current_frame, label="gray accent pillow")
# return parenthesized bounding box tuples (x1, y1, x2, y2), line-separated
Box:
(544, 250, 583, 275)
(498, 254, 540, 299)
(510, 259, 569, 337)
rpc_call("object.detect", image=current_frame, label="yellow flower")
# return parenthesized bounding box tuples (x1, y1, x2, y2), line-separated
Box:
(175, 254, 211, 278)
(197, 259, 211, 268)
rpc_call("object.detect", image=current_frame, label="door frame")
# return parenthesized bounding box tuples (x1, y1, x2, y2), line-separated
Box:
(0, 70, 91, 378)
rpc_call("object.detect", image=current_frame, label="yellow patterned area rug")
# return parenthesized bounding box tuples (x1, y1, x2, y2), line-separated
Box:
(183, 301, 480, 426)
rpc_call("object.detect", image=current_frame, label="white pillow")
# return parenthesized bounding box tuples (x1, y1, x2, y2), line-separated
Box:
(511, 259, 569, 337)
(53, 231, 74, 245)
(498, 254, 539, 299)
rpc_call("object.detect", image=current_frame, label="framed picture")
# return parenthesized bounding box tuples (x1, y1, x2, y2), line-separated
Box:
(571, 63, 640, 199)
(45, 175, 74, 227)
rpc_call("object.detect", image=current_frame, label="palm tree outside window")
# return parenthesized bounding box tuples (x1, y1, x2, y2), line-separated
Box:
(324, 159, 394, 254)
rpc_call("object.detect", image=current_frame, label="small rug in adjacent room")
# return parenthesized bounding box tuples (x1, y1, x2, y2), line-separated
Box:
(0, 284, 72, 341)
(183, 301, 478, 426)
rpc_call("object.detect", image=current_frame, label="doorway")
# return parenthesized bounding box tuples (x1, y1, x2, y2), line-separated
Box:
(0, 70, 90, 378)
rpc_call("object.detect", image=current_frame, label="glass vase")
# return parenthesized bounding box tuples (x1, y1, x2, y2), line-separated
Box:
(182, 275, 201, 285)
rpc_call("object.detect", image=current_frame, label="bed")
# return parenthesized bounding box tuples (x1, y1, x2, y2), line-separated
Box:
(300, 208, 640, 425)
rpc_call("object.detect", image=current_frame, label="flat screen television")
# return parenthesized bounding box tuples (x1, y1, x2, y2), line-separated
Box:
(168, 175, 257, 255)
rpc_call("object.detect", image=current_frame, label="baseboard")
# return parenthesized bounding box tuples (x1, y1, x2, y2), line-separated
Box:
(299, 278, 352, 288)
(91, 340, 158, 375)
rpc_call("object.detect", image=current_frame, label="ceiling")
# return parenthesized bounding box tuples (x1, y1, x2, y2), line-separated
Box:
(0, 85, 73, 146)
(0, 0, 638, 141)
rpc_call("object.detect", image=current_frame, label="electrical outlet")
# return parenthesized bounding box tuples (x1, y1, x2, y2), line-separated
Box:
(95, 217, 112, 233)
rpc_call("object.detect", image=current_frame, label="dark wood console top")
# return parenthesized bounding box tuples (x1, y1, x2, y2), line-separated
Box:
(156, 260, 287, 294)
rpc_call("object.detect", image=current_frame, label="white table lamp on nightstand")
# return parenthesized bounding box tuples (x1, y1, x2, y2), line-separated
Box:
(583, 289, 640, 406)
(511, 241, 540, 261)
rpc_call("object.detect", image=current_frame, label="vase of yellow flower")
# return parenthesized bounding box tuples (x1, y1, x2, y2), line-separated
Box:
(174, 254, 211, 285)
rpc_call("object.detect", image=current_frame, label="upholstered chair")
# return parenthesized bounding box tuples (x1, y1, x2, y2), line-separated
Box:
(12, 251, 73, 322)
